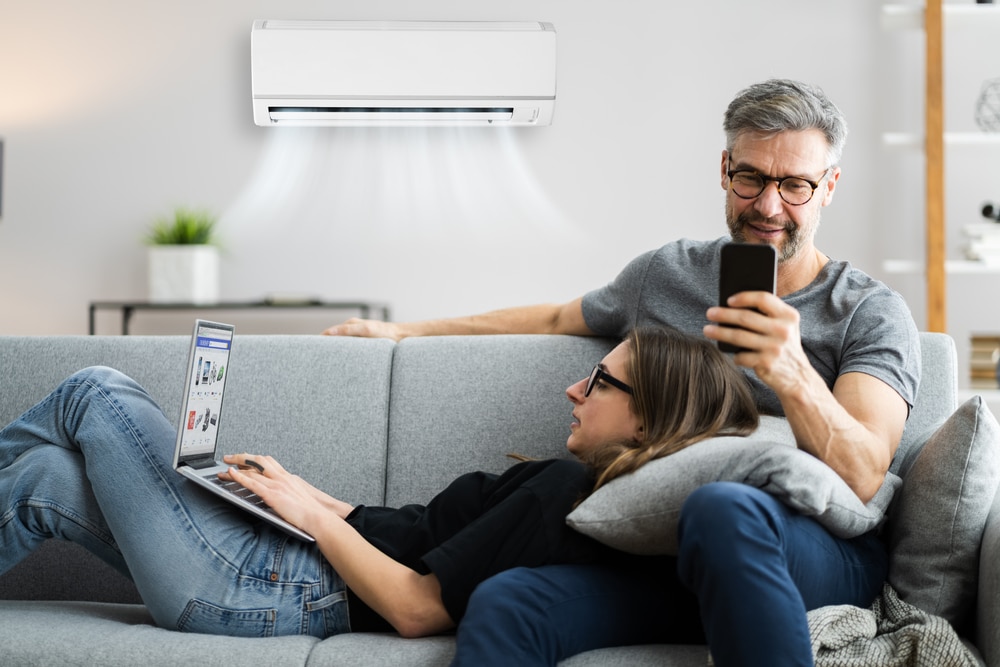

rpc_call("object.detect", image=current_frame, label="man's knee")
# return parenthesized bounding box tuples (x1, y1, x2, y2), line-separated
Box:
(677, 482, 782, 575)
(464, 567, 550, 628)
(456, 568, 559, 667)
(681, 481, 772, 530)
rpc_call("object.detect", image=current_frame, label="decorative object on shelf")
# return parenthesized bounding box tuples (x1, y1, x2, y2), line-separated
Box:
(145, 207, 220, 304)
(971, 334, 1000, 389)
(975, 78, 1000, 131)
(963, 207, 1000, 263)
(984, 202, 1000, 221)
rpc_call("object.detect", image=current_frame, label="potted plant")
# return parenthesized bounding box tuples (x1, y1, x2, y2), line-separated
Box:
(145, 207, 220, 304)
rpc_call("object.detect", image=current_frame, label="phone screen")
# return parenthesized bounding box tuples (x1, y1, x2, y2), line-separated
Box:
(718, 243, 777, 353)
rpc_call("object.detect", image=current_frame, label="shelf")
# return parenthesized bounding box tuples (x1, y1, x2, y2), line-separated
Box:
(882, 1, 1000, 332)
(882, 132, 1000, 148)
(882, 4, 1000, 30)
(958, 388, 1000, 401)
(883, 259, 1000, 274)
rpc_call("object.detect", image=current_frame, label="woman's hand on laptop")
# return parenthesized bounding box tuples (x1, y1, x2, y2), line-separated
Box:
(220, 453, 355, 523)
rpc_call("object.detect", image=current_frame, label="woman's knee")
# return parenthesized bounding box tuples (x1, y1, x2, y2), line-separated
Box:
(67, 366, 132, 388)
(64, 367, 150, 406)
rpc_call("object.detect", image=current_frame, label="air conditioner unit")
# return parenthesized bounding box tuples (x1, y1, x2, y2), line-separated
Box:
(251, 20, 557, 127)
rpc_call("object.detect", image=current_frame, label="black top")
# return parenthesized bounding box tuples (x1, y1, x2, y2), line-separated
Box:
(344, 459, 658, 630)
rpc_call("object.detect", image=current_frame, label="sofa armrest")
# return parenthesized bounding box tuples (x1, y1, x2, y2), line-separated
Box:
(976, 482, 1000, 664)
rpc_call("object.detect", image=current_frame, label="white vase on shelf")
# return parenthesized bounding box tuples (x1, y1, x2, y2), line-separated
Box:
(147, 245, 219, 304)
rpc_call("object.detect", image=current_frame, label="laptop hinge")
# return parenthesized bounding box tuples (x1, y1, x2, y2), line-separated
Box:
(183, 456, 221, 470)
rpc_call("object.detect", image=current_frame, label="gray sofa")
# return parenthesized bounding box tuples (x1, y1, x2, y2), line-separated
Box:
(0, 332, 996, 666)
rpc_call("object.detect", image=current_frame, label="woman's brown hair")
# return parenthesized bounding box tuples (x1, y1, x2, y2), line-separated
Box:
(582, 326, 758, 493)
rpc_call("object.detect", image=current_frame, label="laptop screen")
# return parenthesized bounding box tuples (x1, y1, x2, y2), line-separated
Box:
(178, 321, 234, 460)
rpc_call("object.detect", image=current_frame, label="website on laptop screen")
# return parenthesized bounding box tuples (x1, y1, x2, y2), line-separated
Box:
(179, 323, 233, 458)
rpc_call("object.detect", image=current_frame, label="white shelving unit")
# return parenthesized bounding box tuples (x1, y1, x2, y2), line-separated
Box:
(883, 259, 1000, 274)
(880, 2, 1000, 329)
(882, 132, 1000, 148)
(882, 0, 1000, 282)
(882, 2, 1000, 400)
(882, 3, 1000, 30)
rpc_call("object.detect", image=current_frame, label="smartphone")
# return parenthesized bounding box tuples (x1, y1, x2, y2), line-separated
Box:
(717, 243, 777, 353)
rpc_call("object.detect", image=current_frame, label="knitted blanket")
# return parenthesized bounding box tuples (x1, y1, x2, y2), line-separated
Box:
(808, 583, 979, 666)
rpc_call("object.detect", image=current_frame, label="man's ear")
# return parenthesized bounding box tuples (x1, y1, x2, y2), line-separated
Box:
(820, 166, 841, 207)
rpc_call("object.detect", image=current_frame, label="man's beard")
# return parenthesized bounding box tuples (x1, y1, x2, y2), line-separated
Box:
(726, 206, 812, 264)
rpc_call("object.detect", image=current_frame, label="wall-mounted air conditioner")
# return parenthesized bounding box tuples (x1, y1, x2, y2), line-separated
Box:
(251, 20, 557, 127)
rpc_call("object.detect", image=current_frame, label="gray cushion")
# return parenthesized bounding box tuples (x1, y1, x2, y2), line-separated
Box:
(887, 395, 1000, 632)
(567, 417, 897, 555)
(384, 335, 615, 507)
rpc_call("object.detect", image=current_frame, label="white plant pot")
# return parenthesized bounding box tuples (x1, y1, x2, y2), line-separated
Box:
(148, 245, 220, 304)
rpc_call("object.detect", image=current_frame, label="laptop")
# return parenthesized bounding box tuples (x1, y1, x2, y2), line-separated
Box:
(171, 319, 315, 542)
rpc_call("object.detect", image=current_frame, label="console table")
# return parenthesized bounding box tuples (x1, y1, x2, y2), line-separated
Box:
(89, 300, 391, 335)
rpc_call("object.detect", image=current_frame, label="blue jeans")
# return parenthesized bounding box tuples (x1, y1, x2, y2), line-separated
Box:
(453, 481, 887, 667)
(0, 367, 350, 638)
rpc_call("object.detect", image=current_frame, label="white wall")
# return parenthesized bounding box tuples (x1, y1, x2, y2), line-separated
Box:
(0, 0, 996, 391)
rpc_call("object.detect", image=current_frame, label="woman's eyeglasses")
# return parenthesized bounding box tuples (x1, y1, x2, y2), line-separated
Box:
(585, 365, 633, 397)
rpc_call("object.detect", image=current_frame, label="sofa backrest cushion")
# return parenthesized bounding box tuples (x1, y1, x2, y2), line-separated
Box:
(0, 335, 395, 506)
(0, 336, 190, 424)
(892, 331, 959, 476)
(225, 336, 394, 506)
(383, 335, 615, 507)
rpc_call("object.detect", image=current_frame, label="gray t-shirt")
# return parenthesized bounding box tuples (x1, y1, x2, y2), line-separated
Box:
(581, 236, 921, 416)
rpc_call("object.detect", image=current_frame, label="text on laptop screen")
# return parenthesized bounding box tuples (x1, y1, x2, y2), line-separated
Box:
(179, 323, 233, 458)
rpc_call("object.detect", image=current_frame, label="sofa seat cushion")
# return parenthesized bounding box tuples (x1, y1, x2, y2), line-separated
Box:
(887, 395, 1000, 633)
(0, 601, 318, 666)
(307, 633, 456, 666)
(566, 416, 898, 555)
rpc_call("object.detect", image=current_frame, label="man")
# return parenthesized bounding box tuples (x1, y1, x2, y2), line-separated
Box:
(325, 79, 920, 666)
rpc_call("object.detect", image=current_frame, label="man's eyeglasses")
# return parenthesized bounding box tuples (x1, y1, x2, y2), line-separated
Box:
(585, 365, 633, 398)
(726, 158, 829, 206)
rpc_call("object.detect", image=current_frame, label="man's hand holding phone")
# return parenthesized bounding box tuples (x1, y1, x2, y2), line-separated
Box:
(711, 243, 777, 354)
(706, 290, 782, 355)
(705, 243, 814, 396)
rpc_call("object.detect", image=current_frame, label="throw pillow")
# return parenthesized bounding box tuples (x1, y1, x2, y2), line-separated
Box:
(567, 416, 898, 555)
(887, 395, 1000, 632)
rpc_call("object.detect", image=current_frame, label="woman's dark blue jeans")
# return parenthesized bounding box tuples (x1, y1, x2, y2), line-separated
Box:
(452, 481, 887, 667)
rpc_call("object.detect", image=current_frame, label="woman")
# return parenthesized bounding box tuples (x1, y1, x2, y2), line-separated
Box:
(0, 326, 756, 639)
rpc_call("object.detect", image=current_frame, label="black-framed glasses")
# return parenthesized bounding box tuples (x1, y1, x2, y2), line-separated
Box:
(726, 158, 829, 206)
(585, 365, 633, 398)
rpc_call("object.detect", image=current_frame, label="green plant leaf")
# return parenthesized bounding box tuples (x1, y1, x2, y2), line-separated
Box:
(146, 207, 217, 245)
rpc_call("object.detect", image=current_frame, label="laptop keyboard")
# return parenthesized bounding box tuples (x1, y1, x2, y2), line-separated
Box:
(209, 477, 280, 517)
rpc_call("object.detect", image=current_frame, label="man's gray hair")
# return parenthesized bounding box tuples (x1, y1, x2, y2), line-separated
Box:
(723, 79, 848, 167)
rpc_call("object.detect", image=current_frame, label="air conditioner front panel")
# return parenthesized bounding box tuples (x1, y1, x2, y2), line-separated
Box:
(251, 20, 556, 127)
